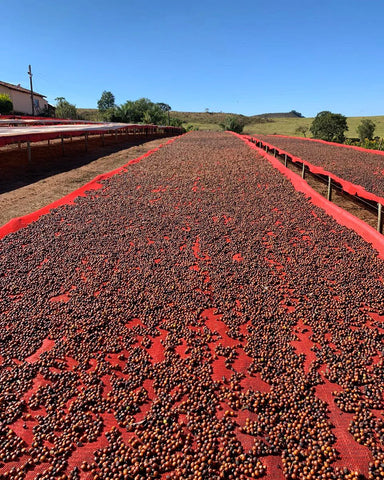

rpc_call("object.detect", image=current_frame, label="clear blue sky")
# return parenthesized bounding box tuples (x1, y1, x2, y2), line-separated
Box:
(3, 0, 384, 117)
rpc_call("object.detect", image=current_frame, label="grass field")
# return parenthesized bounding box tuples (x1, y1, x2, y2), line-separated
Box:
(77, 108, 384, 139)
(169, 111, 384, 139)
(244, 115, 384, 138)
(167, 113, 384, 139)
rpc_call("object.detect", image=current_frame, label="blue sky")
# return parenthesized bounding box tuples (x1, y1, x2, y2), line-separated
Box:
(3, 0, 384, 117)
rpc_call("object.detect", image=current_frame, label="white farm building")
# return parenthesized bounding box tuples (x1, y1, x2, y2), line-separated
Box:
(0, 80, 49, 115)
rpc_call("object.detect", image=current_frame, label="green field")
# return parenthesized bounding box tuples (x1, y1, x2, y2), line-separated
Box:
(166, 111, 384, 139)
(244, 115, 384, 139)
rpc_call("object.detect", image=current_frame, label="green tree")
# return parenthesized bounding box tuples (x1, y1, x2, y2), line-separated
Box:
(0, 93, 13, 114)
(157, 103, 171, 113)
(97, 91, 115, 112)
(146, 104, 167, 124)
(310, 111, 348, 143)
(113, 101, 134, 123)
(295, 125, 309, 137)
(220, 116, 244, 134)
(157, 103, 171, 125)
(134, 98, 165, 123)
(169, 117, 183, 127)
(55, 97, 78, 119)
(113, 98, 167, 125)
(101, 107, 118, 122)
(357, 119, 376, 141)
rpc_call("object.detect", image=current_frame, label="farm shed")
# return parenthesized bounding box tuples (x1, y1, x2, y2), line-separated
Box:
(0, 80, 49, 115)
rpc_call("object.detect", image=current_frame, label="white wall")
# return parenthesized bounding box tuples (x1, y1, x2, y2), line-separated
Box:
(0, 85, 48, 115)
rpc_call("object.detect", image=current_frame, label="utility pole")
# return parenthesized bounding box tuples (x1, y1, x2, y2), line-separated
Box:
(28, 65, 35, 116)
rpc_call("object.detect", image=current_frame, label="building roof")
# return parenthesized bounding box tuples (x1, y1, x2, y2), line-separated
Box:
(0, 81, 46, 98)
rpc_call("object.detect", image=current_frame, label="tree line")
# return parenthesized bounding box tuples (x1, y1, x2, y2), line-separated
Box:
(53, 91, 182, 127)
(97, 91, 182, 127)
(295, 111, 377, 145)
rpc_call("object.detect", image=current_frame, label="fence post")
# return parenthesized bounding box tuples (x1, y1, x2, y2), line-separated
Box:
(301, 163, 306, 179)
(327, 176, 332, 202)
(378, 203, 383, 234)
(273, 149, 277, 157)
(284, 154, 288, 167)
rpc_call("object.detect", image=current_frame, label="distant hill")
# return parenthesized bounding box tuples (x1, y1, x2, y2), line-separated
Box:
(169, 110, 304, 126)
(77, 108, 304, 124)
(252, 110, 304, 119)
(78, 108, 100, 121)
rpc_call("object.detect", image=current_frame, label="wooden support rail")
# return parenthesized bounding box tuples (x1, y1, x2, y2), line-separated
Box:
(2, 126, 183, 163)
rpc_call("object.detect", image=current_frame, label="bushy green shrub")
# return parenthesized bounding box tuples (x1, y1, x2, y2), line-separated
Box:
(0, 93, 13, 114)
(55, 97, 78, 119)
(357, 119, 376, 141)
(169, 117, 183, 127)
(295, 125, 309, 137)
(360, 138, 383, 150)
(112, 98, 168, 125)
(220, 116, 244, 134)
(345, 137, 383, 151)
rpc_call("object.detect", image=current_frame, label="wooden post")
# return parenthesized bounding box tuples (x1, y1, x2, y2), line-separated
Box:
(85, 133, 88, 152)
(115, 131, 118, 142)
(47, 139, 50, 146)
(301, 163, 306, 179)
(378, 203, 383, 233)
(265, 145, 268, 152)
(61, 135, 64, 155)
(284, 154, 288, 167)
(327, 176, 332, 201)
(18, 141, 21, 149)
(102, 133, 105, 146)
(27, 141, 31, 163)
(273, 149, 277, 157)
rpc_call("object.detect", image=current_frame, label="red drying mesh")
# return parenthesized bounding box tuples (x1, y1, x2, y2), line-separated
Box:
(252, 134, 384, 202)
(268, 134, 384, 157)
(0, 131, 383, 480)
(0, 125, 183, 147)
(236, 133, 384, 259)
(0, 137, 178, 240)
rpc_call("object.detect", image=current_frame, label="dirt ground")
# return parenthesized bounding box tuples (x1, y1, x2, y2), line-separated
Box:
(0, 133, 178, 227)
